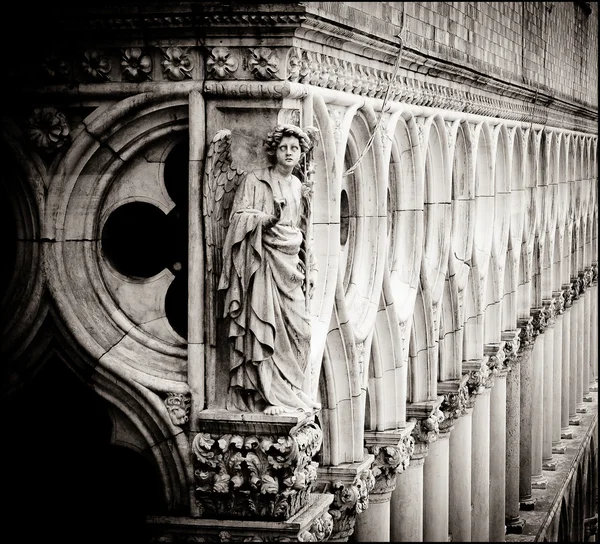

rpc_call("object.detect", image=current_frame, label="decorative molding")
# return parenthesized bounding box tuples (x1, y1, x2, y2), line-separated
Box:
(164, 392, 191, 426)
(191, 416, 322, 520)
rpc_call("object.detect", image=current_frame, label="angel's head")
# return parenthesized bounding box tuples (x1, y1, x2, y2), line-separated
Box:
(264, 124, 312, 165)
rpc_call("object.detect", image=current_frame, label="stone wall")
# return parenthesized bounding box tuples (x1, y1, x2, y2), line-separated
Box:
(306, 1, 599, 109)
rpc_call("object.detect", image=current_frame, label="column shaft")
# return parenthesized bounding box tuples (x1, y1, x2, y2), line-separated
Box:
(542, 327, 555, 468)
(354, 494, 390, 541)
(471, 389, 491, 541)
(506, 361, 524, 532)
(583, 289, 590, 394)
(552, 312, 566, 451)
(423, 434, 450, 542)
(576, 300, 584, 404)
(490, 374, 507, 541)
(390, 459, 424, 542)
(569, 302, 578, 418)
(450, 410, 473, 541)
(530, 337, 546, 488)
(519, 346, 534, 507)
(561, 307, 571, 432)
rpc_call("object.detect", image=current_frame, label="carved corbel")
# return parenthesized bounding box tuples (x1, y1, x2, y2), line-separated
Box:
(164, 392, 191, 426)
(364, 422, 416, 501)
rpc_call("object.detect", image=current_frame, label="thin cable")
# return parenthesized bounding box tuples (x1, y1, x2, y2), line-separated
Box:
(343, 19, 406, 178)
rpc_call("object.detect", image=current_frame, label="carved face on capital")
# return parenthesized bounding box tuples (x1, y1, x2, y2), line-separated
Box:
(275, 135, 302, 170)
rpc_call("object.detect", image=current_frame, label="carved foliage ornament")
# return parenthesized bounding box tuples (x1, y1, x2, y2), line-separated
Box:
(517, 318, 534, 349)
(207, 47, 239, 79)
(329, 469, 375, 539)
(530, 308, 547, 336)
(371, 441, 414, 495)
(162, 46, 193, 81)
(298, 511, 334, 542)
(439, 385, 468, 430)
(467, 365, 490, 396)
(411, 408, 444, 445)
(164, 392, 191, 426)
(27, 107, 70, 152)
(191, 420, 322, 520)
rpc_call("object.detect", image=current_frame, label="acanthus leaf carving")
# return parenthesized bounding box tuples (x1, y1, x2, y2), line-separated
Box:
(367, 434, 415, 495)
(329, 469, 375, 539)
(410, 408, 443, 445)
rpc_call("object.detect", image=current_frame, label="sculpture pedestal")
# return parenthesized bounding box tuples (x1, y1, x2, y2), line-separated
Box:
(146, 493, 334, 542)
(192, 409, 323, 521)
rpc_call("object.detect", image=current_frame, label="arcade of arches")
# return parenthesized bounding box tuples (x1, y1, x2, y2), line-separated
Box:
(1, 2, 597, 542)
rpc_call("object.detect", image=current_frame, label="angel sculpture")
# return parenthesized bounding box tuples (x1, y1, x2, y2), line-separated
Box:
(204, 123, 320, 415)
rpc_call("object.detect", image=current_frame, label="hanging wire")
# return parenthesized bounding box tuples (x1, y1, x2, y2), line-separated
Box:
(343, 15, 407, 178)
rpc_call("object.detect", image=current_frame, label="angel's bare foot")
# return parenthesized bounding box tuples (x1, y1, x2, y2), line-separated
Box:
(264, 405, 286, 415)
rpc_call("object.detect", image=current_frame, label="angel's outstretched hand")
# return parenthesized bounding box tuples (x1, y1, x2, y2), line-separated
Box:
(263, 199, 285, 231)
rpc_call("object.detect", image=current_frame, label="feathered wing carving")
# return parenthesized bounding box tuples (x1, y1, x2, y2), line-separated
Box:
(203, 130, 246, 348)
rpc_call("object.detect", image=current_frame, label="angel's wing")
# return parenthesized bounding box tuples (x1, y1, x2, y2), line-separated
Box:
(203, 129, 246, 346)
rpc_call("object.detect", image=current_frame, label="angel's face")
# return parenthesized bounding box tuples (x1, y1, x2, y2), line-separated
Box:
(275, 136, 302, 169)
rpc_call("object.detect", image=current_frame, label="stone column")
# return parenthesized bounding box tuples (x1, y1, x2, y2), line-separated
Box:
(561, 284, 574, 439)
(421, 411, 450, 543)
(551, 291, 567, 454)
(486, 342, 509, 542)
(569, 277, 581, 426)
(591, 264, 598, 390)
(582, 268, 593, 401)
(464, 359, 492, 541)
(530, 308, 547, 490)
(503, 330, 525, 534)
(541, 299, 557, 472)
(439, 378, 471, 542)
(316, 456, 375, 542)
(390, 449, 426, 542)
(517, 317, 536, 511)
(575, 274, 586, 412)
(358, 425, 416, 542)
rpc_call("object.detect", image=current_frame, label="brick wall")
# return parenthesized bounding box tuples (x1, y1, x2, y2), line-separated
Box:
(307, 2, 598, 110)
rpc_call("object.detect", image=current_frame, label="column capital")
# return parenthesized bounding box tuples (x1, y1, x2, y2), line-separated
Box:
(541, 297, 556, 327)
(517, 316, 534, 349)
(485, 341, 508, 380)
(364, 422, 416, 497)
(562, 283, 574, 308)
(438, 375, 470, 432)
(502, 329, 520, 366)
(408, 397, 445, 447)
(590, 262, 598, 285)
(570, 275, 582, 302)
(530, 307, 547, 336)
(316, 456, 376, 541)
(552, 290, 565, 315)
(463, 358, 491, 400)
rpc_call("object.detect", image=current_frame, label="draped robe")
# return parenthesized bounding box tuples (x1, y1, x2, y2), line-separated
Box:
(218, 167, 316, 412)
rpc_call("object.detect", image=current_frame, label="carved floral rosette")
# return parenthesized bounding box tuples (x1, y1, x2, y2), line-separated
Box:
(192, 419, 322, 520)
(328, 469, 375, 539)
(368, 435, 415, 496)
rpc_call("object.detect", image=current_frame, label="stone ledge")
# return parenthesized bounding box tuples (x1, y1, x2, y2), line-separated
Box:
(506, 391, 598, 542)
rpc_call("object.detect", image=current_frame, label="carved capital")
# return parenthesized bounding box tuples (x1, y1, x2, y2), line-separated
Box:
(541, 298, 556, 327)
(410, 407, 444, 445)
(165, 392, 191, 426)
(571, 276, 582, 301)
(464, 359, 490, 398)
(584, 514, 598, 540)
(552, 290, 565, 315)
(591, 263, 598, 284)
(485, 342, 507, 380)
(517, 317, 534, 350)
(562, 283, 574, 308)
(298, 510, 334, 542)
(502, 329, 520, 365)
(365, 425, 416, 497)
(438, 377, 470, 431)
(530, 307, 547, 336)
(192, 414, 322, 520)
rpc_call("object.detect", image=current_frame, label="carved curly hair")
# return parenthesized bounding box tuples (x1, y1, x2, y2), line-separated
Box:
(264, 123, 311, 163)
